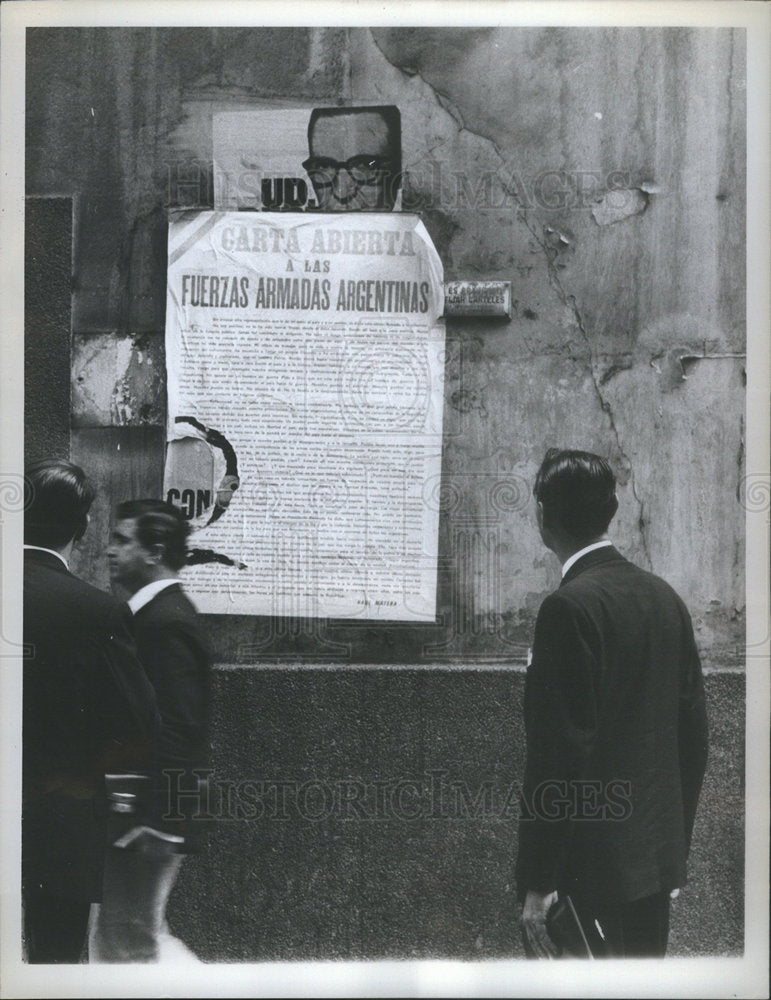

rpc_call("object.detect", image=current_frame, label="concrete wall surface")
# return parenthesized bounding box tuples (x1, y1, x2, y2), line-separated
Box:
(167, 667, 744, 959)
(25, 26, 746, 667)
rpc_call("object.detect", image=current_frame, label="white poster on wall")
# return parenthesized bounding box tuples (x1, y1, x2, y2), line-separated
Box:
(213, 106, 403, 212)
(163, 210, 445, 619)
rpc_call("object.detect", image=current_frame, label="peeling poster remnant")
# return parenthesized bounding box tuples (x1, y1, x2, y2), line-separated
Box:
(164, 418, 246, 570)
(591, 187, 649, 226)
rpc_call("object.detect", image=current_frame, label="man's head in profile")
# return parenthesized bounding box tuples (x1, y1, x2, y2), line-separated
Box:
(304, 106, 401, 211)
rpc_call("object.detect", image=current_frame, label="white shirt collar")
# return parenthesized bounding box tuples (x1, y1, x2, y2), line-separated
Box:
(127, 578, 179, 615)
(24, 544, 69, 570)
(561, 539, 613, 578)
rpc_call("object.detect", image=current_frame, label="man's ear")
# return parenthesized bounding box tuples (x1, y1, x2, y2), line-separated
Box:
(148, 542, 165, 566)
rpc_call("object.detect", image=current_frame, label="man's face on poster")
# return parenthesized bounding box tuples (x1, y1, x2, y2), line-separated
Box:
(304, 110, 400, 212)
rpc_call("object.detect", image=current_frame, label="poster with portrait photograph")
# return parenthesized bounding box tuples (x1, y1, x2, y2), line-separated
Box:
(213, 106, 403, 211)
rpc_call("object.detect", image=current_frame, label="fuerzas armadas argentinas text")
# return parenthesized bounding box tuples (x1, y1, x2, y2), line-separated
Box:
(177, 224, 431, 314)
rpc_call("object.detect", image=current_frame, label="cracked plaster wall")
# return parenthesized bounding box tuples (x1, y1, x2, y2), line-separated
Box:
(356, 26, 746, 665)
(25, 26, 745, 666)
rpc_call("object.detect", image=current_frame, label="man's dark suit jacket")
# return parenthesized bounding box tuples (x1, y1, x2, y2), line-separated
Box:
(130, 582, 212, 846)
(516, 546, 708, 906)
(23, 548, 158, 901)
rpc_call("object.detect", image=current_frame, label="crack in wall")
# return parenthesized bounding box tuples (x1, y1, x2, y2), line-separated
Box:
(561, 292, 654, 571)
(494, 175, 654, 564)
(375, 44, 653, 567)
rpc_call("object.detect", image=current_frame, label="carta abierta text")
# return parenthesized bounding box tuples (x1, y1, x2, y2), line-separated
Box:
(179, 274, 430, 313)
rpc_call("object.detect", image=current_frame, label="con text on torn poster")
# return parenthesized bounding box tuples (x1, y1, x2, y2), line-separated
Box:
(164, 211, 445, 620)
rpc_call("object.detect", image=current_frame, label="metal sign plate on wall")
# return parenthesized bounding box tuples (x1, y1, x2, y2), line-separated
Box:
(444, 281, 511, 319)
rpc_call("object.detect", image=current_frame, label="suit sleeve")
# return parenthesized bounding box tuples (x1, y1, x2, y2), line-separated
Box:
(516, 592, 599, 898)
(677, 604, 708, 851)
(139, 622, 210, 777)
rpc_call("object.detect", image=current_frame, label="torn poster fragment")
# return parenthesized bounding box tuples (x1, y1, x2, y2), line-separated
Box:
(164, 210, 445, 620)
(591, 187, 649, 226)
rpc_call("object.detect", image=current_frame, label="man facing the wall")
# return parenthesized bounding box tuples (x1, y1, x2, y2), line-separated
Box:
(91, 499, 212, 962)
(516, 448, 709, 958)
(23, 460, 158, 963)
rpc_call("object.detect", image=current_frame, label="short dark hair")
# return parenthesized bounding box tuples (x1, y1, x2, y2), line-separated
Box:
(534, 448, 618, 542)
(308, 105, 402, 182)
(24, 459, 96, 549)
(115, 499, 190, 571)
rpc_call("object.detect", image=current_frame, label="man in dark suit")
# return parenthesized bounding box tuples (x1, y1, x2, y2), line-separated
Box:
(91, 499, 212, 962)
(516, 448, 708, 958)
(23, 460, 158, 963)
